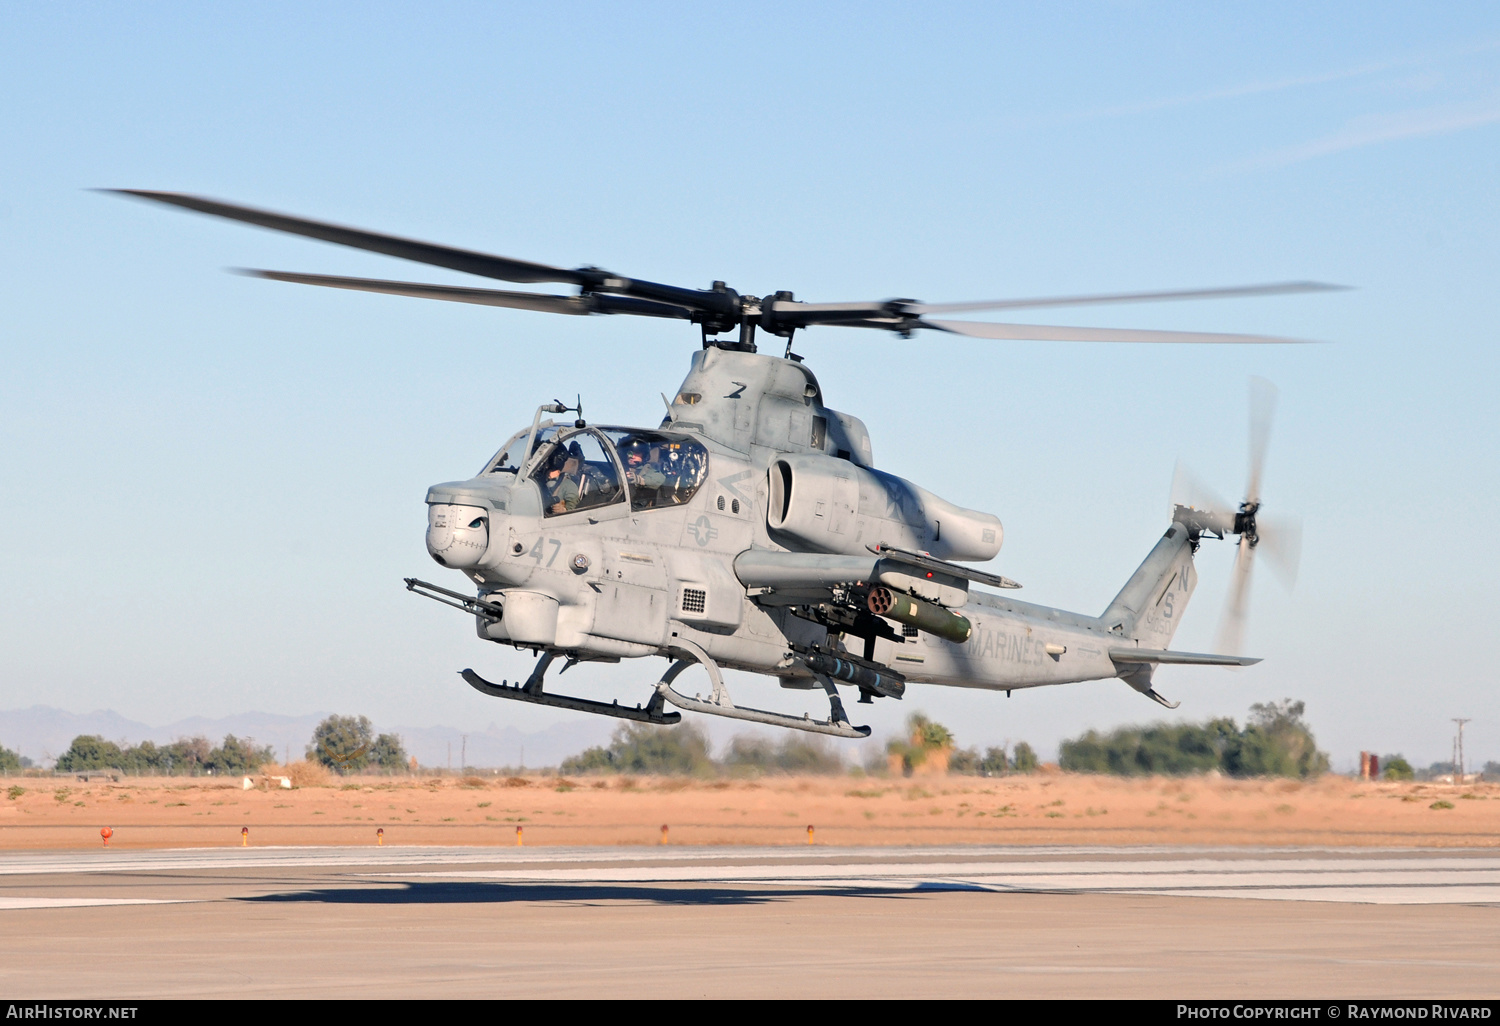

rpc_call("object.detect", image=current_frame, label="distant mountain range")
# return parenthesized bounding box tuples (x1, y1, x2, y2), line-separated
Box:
(0, 705, 614, 770)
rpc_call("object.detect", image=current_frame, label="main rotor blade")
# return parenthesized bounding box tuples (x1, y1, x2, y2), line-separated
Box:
(1214, 535, 1256, 657)
(238, 270, 695, 319)
(111, 190, 744, 322)
(910, 281, 1349, 315)
(767, 282, 1349, 325)
(1246, 376, 1278, 506)
(110, 190, 593, 286)
(920, 320, 1315, 345)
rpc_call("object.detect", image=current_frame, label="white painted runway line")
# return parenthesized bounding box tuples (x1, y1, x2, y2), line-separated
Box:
(0, 897, 192, 910)
(1, 846, 1496, 905)
(0, 843, 1341, 875)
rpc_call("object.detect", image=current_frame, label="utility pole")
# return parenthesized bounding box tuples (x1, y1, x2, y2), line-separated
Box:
(461, 734, 468, 771)
(447, 741, 452, 772)
(1453, 718, 1471, 784)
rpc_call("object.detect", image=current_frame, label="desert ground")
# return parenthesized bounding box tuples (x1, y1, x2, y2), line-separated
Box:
(3, 769, 1496, 850)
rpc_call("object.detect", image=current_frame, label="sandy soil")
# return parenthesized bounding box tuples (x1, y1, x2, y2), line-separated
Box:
(1, 771, 1496, 850)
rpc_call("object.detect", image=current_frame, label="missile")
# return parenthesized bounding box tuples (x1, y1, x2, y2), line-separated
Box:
(867, 586, 972, 644)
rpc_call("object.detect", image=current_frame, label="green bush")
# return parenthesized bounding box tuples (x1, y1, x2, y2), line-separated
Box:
(1382, 756, 1414, 781)
(980, 747, 1010, 775)
(307, 715, 375, 773)
(1226, 701, 1329, 778)
(370, 733, 408, 771)
(559, 722, 714, 776)
(558, 745, 619, 774)
(948, 747, 980, 774)
(203, 734, 276, 776)
(1060, 720, 1234, 776)
(55, 735, 127, 772)
(0, 745, 21, 775)
(1011, 741, 1039, 774)
(723, 734, 842, 774)
(887, 712, 957, 773)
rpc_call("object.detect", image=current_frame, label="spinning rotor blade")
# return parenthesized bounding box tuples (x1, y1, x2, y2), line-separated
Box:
(1256, 515, 1303, 590)
(919, 320, 1313, 345)
(1171, 460, 1233, 518)
(763, 283, 1343, 334)
(239, 270, 696, 319)
(108, 190, 742, 321)
(1214, 536, 1256, 657)
(111, 191, 590, 286)
(1246, 376, 1278, 505)
(111, 191, 1344, 343)
(910, 281, 1348, 315)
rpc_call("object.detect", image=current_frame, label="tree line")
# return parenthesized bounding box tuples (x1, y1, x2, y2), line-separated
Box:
(54, 734, 276, 776)
(45, 714, 409, 776)
(1058, 699, 1330, 778)
(559, 715, 1045, 778)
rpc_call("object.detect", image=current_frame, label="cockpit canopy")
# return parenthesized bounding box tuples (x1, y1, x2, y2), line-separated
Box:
(483, 425, 708, 516)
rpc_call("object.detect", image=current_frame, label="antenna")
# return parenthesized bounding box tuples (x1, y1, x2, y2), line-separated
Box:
(1452, 718, 1471, 784)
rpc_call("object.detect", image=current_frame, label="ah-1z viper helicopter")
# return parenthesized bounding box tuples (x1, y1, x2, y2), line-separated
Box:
(115, 191, 1316, 739)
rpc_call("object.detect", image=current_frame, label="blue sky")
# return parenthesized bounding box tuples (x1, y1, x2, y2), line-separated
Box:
(2, 3, 1497, 768)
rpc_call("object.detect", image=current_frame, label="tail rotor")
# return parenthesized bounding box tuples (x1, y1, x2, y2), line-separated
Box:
(1172, 377, 1302, 657)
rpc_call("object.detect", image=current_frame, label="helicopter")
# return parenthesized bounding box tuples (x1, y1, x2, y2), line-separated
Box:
(112, 190, 1318, 739)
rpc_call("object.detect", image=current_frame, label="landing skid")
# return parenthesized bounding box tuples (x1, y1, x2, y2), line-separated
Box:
(461, 654, 681, 725)
(461, 642, 870, 738)
(655, 638, 871, 739)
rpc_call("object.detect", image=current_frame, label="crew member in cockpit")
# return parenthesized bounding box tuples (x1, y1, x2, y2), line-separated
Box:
(623, 444, 666, 494)
(544, 444, 584, 514)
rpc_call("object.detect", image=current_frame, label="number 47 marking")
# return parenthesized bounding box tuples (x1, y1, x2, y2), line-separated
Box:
(528, 538, 563, 567)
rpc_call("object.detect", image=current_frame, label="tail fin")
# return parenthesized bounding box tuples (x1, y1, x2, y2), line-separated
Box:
(1099, 522, 1198, 649)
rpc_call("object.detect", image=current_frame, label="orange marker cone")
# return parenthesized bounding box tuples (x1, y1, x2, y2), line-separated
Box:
(377, 827, 384, 846)
(807, 824, 814, 845)
(100, 827, 113, 848)
(241, 826, 249, 847)
(660, 823, 669, 845)
(516, 825, 523, 846)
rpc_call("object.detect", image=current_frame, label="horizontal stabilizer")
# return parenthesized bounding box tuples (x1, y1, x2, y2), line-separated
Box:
(1108, 647, 1260, 667)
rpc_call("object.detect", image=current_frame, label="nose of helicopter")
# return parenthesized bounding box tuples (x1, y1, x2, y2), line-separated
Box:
(426, 503, 490, 568)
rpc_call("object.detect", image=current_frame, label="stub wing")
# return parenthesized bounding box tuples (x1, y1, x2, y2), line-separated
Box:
(733, 547, 1017, 608)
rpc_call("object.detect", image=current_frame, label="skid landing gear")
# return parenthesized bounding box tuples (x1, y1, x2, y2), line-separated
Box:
(654, 637, 871, 739)
(461, 653, 681, 725)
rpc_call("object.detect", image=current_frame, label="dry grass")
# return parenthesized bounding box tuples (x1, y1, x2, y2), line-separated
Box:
(261, 761, 332, 788)
(2, 772, 1495, 850)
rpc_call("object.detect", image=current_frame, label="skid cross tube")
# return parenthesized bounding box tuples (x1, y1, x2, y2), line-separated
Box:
(655, 637, 871, 739)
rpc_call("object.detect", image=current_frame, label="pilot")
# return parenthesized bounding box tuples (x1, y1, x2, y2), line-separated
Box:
(544, 443, 584, 514)
(623, 443, 667, 500)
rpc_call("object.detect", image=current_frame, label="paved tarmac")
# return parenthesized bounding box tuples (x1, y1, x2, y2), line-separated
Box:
(1, 845, 1496, 998)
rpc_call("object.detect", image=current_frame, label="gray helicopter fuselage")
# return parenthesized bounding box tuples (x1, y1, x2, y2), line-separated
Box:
(422, 347, 1200, 700)
(108, 189, 1287, 724)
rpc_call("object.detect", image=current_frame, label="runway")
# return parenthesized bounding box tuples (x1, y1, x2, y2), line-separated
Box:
(1, 845, 1496, 998)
